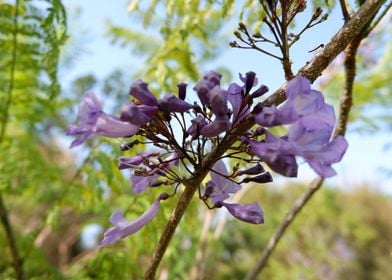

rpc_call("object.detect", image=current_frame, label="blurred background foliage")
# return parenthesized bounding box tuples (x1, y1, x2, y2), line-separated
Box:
(0, 0, 391, 279)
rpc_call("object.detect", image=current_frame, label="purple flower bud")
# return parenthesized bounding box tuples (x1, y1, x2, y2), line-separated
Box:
(187, 115, 208, 138)
(251, 85, 268, 98)
(120, 140, 140, 151)
(159, 94, 193, 113)
(193, 71, 222, 106)
(119, 156, 144, 169)
(129, 80, 158, 106)
(219, 201, 264, 224)
(209, 86, 229, 117)
(120, 101, 153, 126)
(241, 172, 273, 184)
(118, 152, 159, 169)
(177, 82, 187, 100)
(237, 163, 265, 175)
(99, 193, 169, 246)
(240, 71, 258, 93)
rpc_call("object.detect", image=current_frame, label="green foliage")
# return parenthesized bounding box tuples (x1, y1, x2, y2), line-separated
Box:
(107, 0, 269, 90)
(198, 185, 392, 279)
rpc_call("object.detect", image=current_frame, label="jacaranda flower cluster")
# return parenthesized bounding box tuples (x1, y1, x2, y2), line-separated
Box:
(67, 71, 348, 246)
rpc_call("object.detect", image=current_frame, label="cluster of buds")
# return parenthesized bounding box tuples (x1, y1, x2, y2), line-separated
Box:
(67, 71, 347, 246)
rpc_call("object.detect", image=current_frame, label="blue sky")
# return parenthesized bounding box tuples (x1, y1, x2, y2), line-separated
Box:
(62, 0, 391, 193)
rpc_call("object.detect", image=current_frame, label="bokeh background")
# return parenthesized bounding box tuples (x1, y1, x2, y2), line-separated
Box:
(1, 0, 391, 279)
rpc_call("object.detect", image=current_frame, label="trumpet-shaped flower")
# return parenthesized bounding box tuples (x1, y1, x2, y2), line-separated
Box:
(208, 159, 241, 203)
(67, 93, 139, 148)
(99, 193, 169, 246)
(254, 77, 325, 126)
(218, 201, 264, 224)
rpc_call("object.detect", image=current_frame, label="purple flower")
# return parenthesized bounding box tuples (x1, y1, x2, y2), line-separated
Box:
(193, 71, 222, 106)
(237, 163, 265, 175)
(209, 86, 229, 117)
(200, 115, 231, 137)
(227, 83, 243, 118)
(187, 115, 208, 138)
(254, 77, 325, 126)
(208, 159, 241, 203)
(158, 94, 193, 113)
(249, 131, 298, 177)
(227, 72, 267, 124)
(120, 101, 155, 126)
(177, 83, 187, 100)
(67, 93, 139, 148)
(131, 172, 161, 193)
(218, 201, 264, 224)
(99, 193, 169, 246)
(227, 82, 251, 124)
(285, 113, 348, 177)
(239, 71, 258, 94)
(118, 152, 160, 170)
(129, 80, 158, 106)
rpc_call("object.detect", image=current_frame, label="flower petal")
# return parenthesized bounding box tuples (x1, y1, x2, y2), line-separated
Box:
(99, 194, 169, 246)
(120, 101, 153, 125)
(159, 94, 193, 113)
(194, 71, 222, 106)
(67, 93, 139, 147)
(220, 202, 264, 224)
(209, 160, 241, 203)
(96, 113, 140, 138)
(129, 80, 158, 106)
(200, 116, 231, 137)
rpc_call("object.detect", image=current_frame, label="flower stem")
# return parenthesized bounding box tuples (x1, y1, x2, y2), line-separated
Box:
(144, 180, 199, 279)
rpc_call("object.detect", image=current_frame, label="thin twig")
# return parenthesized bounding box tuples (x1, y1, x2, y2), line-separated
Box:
(339, 0, 351, 21)
(280, 0, 294, 80)
(143, 0, 387, 278)
(363, 2, 392, 37)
